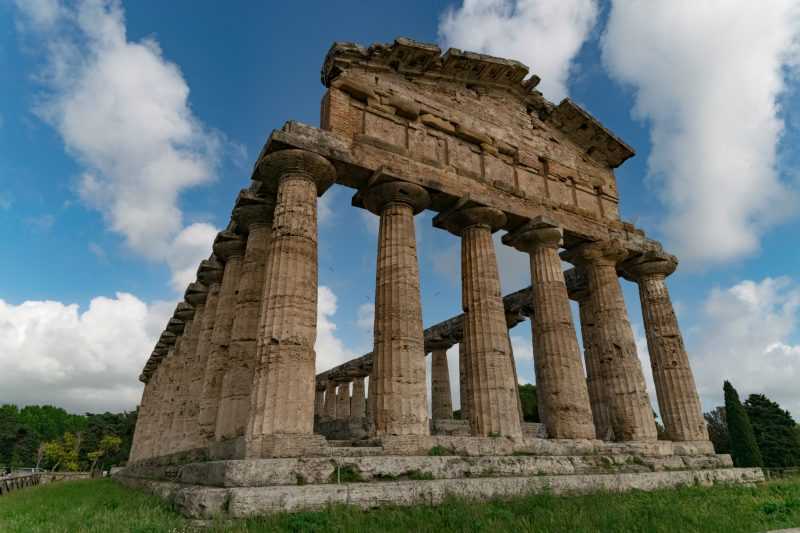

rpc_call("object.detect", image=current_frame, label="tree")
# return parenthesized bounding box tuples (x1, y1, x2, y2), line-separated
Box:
(0, 405, 20, 467)
(704, 407, 730, 454)
(42, 432, 82, 472)
(744, 394, 800, 468)
(723, 381, 763, 467)
(88, 435, 122, 476)
(518, 384, 539, 423)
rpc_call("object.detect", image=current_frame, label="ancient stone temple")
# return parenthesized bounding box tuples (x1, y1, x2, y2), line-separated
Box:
(117, 38, 762, 517)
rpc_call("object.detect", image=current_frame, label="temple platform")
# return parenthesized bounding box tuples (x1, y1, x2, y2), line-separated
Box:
(114, 436, 762, 518)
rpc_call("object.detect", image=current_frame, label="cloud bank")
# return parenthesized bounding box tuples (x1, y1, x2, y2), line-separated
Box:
(15, 0, 223, 290)
(0, 293, 172, 413)
(603, 0, 800, 263)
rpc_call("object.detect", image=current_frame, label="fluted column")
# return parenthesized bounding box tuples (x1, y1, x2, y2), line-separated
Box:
(184, 259, 222, 449)
(216, 190, 276, 441)
(152, 333, 177, 456)
(314, 387, 325, 418)
(173, 283, 207, 451)
(130, 344, 166, 461)
(137, 352, 165, 459)
(246, 149, 335, 455)
(162, 304, 194, 448)
(335, 383, 351, 420)
(622, 252, 708, 442)
(359, 179, 430, 436)
(568, 270, 612, 440)
(198, 231, 245, 440)
(366, 373, 375, 423)
(507, 334, 525, 423)
(458, 343, 470, 423)
(323, 381, 337, 419)
(503, 217, 596, 439)
(430, 349, 454, 421)
(351, 377, 366, 419)
(437, 205, 521, 437)
(563, 240, 657, 442)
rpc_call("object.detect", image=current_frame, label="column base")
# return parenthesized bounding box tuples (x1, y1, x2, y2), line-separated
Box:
(208, 437, 246, 460)
(245, 434, 328, 458)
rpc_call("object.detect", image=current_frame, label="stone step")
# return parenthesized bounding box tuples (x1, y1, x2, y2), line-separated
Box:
(117, 467, 765, 518)
(327, 447, 385, 457)
(121, 453, 734, 489)
(326, 439, 382, 448)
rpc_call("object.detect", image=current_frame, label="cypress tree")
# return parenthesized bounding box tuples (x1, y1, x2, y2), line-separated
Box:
(744, 394, 800, 467)
(723, 381, 763, 467)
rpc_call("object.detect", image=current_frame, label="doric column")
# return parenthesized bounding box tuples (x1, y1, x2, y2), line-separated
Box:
(160, 317, 186, 448)
(198, 231, 245, 440)
(152, 331, 177, 456)
(430, 348, 454, 421)
(162, 304, 194, 448)
(314, 387, 325, 418)
(503, 217, 596, 439)
(366, 373, 375, 423)
(351, 377, 366, 419)
(246, 149, 335, 455)
(567, 269, 612, 440)
(458, 343, 470, 423)
(137, 348, 165, 460)
(129, 380, 152, 462)
(215, 190, 275, 441)
(173, 282, 207, 451)
(184, 259, 222, 449)
(622, 252, 708, 442)
(358, 179, 430, 436)
(130, 343, 167, 461)
(437, 205, 521, 437)
(323, 381, 337, 419)
(335, 383, 351, 420)
(563, 240, 657, 442)
(506, 333, 525, 423)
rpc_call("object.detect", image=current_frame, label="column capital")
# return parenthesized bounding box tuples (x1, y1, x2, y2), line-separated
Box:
(253, 149, 336, 195)
(184, 281, 208, 306)
(213, 230, 245, 261)
(620, 251, 678, 282)
(166, 317, 185, 335)
(174, 301, 194, 321)
(358, 178, 430, 215)
(561, 239, 629, 267)
(564, 267, 590, 302)
(233, 187, 276, 234)
(501, 216, 562, 252)
(159, 330, 177, 346)
(198, 257, 224, 286)
(433, 203, 506, 237)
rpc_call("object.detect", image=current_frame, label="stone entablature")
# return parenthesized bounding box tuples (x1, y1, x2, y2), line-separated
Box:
(320, 39, 632, 229)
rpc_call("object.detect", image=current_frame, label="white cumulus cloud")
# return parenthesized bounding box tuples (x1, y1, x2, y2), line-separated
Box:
(14, 0, 223, 290)
(686, 277, 800, 418)
(315, 286, 356, 372)
(438, 0, 599, 100)
(0, 293, 173, 413)
(602, 0, 800, 264)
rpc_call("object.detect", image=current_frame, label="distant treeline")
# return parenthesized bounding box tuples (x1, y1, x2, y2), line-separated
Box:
(0, 404, 136, 472)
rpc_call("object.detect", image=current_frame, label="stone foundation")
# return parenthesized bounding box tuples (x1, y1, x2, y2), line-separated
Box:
(117, 435, 758, 518)
(116, 460, 762, 518)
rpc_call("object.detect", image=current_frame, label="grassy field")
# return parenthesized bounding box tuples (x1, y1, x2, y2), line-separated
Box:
(0, 476, 799, 532)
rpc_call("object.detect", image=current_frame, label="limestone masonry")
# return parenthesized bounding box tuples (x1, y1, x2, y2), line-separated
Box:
(119, 38, 760, 517)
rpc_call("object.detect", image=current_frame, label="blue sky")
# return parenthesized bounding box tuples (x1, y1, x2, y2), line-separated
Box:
(1, 0, 799, 419)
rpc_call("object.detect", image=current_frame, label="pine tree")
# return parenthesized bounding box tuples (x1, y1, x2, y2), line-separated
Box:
(723, 381, 763, 467)
(744, 394, 800, 468)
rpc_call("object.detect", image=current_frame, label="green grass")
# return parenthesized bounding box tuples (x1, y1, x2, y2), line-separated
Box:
(1, 476, 800, 532)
